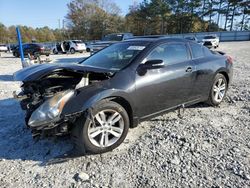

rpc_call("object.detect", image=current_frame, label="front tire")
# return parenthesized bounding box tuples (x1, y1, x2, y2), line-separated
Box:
(207, 73, 228, 106)
(53, 49, 58, 54)
(13, 52, 18, 57)
(71, 100, 129, 154)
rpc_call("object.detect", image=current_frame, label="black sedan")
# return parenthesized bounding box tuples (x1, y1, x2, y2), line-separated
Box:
(13, 37, 233, 154)
(13, 43, 50, 58)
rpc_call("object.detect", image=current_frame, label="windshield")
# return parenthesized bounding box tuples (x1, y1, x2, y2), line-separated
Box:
(81, 42, 147, 70)
(102, 34, 123, 41)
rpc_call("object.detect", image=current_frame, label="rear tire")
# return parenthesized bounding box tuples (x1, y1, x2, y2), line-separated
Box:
(70, 48, 75, 54)
(207, 73, 228, 106)
(71, 100, 129, 154)
(33, 52, 40, 59)
(13, 52, 18, 57)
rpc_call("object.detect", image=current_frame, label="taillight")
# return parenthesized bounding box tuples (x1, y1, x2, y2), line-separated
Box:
(226, 55, 233, 64)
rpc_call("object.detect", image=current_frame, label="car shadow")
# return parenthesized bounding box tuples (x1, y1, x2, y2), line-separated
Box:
(0, 56, 16, 59)
(0, 75, 13, 81)
(0, 98, 74, 164)
(186, 102, 211, 108)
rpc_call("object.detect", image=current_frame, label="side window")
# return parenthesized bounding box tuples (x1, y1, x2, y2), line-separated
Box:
(30, 44, 36, 48)
(146, 43, 189, 65)
(23, 44, 28, 49)
(203, 46, 212, 56)
(189, 42, 204, 59)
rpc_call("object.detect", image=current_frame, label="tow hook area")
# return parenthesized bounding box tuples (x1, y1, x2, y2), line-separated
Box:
(13, 90, 28, 100)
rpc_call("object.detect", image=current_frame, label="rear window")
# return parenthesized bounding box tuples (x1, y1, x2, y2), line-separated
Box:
(72, 40, 82, 44)
(190, 42, 204, 59)
(37, 43, 45, 47)
(204, 36, 216, 39)
(27, 44, 41, 48)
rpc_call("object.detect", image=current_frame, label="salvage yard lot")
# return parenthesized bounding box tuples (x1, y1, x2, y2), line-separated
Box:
(0, 41, 249, 187)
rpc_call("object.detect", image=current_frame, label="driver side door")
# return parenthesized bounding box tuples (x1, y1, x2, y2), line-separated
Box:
(135, 42, 196, 118)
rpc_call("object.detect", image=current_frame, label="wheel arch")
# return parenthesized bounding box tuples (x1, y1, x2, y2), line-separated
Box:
(104, 96, 135, 128)
(217, 70, 229, 86)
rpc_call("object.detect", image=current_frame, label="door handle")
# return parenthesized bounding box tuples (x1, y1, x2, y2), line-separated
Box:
(186, 67, 192, 72)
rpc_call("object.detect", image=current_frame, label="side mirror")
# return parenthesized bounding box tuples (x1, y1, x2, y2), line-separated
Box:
(144, 59, 164, 69)
(137, 59, 164, 76)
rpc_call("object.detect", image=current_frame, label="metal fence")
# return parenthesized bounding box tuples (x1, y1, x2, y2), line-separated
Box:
(167, 31, 250, 42)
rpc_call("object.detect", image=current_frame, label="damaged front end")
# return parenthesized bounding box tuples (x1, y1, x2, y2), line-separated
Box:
(13, 63, 113, 138)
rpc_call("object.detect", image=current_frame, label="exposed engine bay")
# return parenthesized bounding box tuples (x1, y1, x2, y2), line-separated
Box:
(14, 70, 111, 137)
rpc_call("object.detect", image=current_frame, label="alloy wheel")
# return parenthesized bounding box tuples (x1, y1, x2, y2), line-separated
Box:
(87, 109, 124, 148)
(213, 78, 226, 103)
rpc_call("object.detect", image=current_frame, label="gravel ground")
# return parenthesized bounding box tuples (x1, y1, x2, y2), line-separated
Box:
(0, 42, 249, 188)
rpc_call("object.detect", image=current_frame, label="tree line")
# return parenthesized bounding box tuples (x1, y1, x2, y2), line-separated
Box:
(67, 0, 250, 39)
(0, 0, 249, 43)
(126, 0, 250, 35)
(0, 23, 65, 44)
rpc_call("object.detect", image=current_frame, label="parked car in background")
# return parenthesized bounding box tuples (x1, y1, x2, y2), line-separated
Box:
(52, 40, 86, 54)
(52, 42, 64, 54)
(0, 44, 8, 52)
(7, 44, 18, 52)
(13, 37, 233, 154)
(202, 35, 220, 48)
(43, 42, 56, 53)
(85, 40, 100, 52)
(13, 43, 50, 57)
(89, 33, 134, 54)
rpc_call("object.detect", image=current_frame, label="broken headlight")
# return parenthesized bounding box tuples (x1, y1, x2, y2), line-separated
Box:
(28, 90, 75, 127)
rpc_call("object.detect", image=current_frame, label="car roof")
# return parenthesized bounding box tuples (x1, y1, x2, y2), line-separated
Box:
(106, 33, 132, 35)
(125, 37, 189, 43)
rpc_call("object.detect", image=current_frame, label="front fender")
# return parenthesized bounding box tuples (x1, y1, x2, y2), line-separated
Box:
(61, 85, 134, 116)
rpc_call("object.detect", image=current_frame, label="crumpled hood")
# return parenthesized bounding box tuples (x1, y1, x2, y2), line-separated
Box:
(13, 63, 115, 82)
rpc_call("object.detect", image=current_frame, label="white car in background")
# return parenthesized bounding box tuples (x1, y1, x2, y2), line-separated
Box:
(67, 40, 86, 54)
(202, 35, 220, 48)
(53, 40, 86, 54)
(0, 44, 8, 52)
